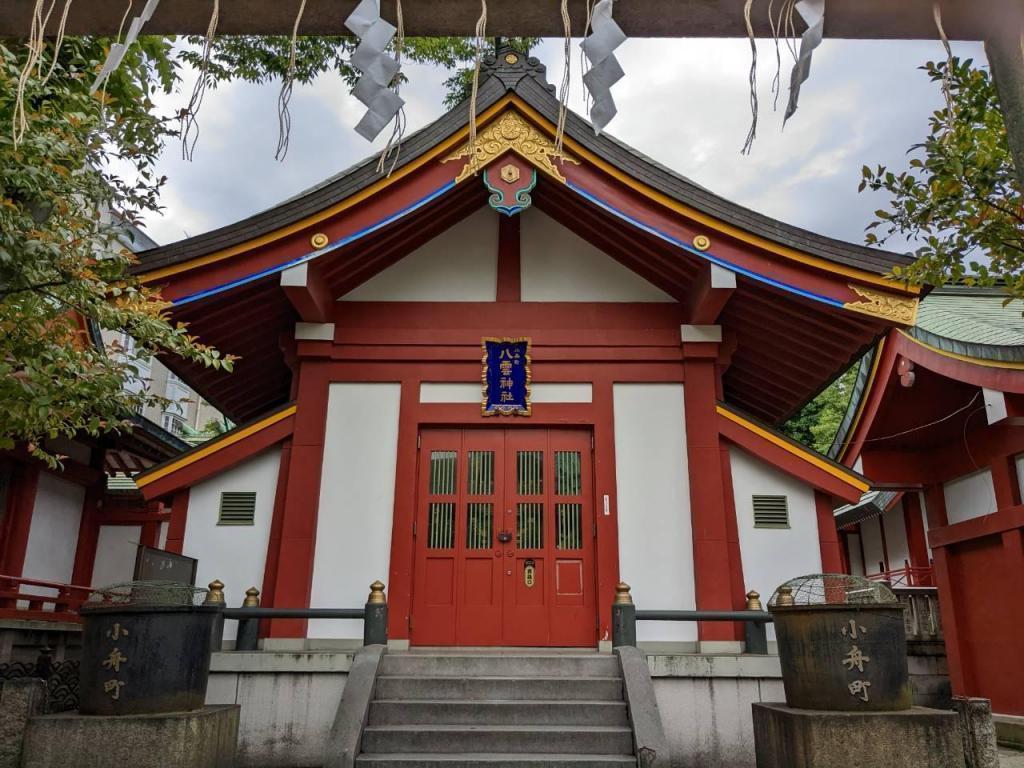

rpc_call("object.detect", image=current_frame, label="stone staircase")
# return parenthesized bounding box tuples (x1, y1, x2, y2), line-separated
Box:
(353, 653, 638, 767)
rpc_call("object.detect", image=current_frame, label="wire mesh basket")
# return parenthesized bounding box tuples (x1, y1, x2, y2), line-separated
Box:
(768, 573, 897, 609)
(85, 580, 209, 608)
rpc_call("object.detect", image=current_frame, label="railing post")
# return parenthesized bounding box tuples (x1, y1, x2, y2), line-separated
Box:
(235, 587, 261, 651)
(204, 579, 226, 651)
(363, 581, 388, 646)
(611, 582, 636, 648)
(743, 590, 768, 654)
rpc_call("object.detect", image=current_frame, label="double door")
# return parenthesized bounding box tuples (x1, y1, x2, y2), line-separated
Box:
(411, 429, 596, 646)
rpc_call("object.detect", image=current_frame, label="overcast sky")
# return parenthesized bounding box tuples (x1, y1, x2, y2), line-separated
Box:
(137, 37, 986, 253)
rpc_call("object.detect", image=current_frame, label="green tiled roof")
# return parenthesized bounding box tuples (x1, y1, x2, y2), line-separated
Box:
(916, 288, 1024, 347)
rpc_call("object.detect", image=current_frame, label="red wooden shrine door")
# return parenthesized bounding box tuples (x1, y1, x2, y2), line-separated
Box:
(411, 429, 596, 646)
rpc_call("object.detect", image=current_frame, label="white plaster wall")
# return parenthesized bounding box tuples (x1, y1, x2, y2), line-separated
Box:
(22, 474, 84, 600)
(730, 447, 821, 640)
(340, 207, 497, 301)
(183, 448, 280, 639)
(419, 381, 593, 404)
(310, 383, 401, 638)
(520, 208, 673, 302)
(613, 384, 695, 642)
(846, 533, 865, 576)
(91, 525, 142, 588)
(860, 517, 886, 575)
(919, 491, 933, 556)
(943, 468, 998, 524)
(882, 500, 910, 571)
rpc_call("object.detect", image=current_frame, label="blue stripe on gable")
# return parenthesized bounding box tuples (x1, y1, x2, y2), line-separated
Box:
(173, 180, 458, 307)
(566, 181, 845, 310)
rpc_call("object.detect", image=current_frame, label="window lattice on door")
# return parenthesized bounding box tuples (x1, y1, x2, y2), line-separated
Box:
(556, 504, 583, 549)
(517, 503, 544, 549)
(466, 503, 493, 549)
(555, 451, 581, 496)
(427, 450, 457, 549)
(428, 503, 455, 548)
(467, 451, 494, 495)
(517, 451, 544, 495)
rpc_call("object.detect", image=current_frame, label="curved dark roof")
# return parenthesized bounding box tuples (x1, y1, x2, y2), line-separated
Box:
(134, 47, 913, 279)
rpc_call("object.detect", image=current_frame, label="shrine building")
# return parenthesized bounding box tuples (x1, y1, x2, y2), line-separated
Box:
(76, 49, 921, 650)
(831, 285, 1024, 717)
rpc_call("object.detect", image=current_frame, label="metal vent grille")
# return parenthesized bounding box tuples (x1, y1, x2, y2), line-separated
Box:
(752, 495, 790, 529)
(218, 492, 256, 526)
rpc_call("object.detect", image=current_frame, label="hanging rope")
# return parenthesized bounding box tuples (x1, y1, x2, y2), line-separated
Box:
(275, 0, 307, 161)
(376, 0, 407, 177)
(12, 0, 58, 147)
(40, 0, 72, 88)
(553, 0, 572, 154)
(180, 0, 219, 161)
(741, 0, 758, 154)
(467, 0, 488, 175)
(932, 2, 956, 137)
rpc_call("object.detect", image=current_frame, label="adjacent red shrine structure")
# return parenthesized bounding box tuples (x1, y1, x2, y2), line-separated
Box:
(127, 48, 920, 651)
(831, 285, 1024, 716)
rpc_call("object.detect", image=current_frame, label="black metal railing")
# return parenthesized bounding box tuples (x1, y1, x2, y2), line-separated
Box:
(611, 582, 773, 654)
(209, 580, 388, 651)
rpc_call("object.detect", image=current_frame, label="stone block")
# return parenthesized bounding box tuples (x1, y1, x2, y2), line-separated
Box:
(752, 702, 965, 768)
(21, 705, 239, 768)
(995, 714, 1024, 751)
(0, 679, 47, 768)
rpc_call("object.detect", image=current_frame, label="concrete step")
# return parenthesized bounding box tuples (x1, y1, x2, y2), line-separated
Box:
(361, 725, 634, 755)
(374, 676, 623, 701)
(355, 754, 637, 767)
(368, 699, 629, 726)
(378, 654, 621, 679)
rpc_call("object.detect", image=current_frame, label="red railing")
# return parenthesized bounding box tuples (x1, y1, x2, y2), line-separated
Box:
(866, 560, 935, 588)
(0, 575, 93, 622)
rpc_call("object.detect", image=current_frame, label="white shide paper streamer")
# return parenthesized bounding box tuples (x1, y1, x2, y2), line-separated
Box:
(580, 0, 626, 135)
(345, 0, 405, 141)
(90, 0, 161, 94)
(784, 0, 825, 123)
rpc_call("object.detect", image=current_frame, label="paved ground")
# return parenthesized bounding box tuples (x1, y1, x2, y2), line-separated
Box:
(1003, 747, 1024, 767)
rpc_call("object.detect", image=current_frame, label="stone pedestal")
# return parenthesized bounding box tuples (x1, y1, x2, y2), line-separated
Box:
(20, 705, 239, 768)
(752, 702, 965, 768)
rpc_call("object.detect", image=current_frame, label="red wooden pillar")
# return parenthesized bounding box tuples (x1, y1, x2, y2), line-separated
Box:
(70, 483, 103, 586)
(815, 491, 844, 573)
(265, 351, 332, 638)
(902, 492, 930, 573)
(931, 544, 969, 695)
(140, 502, 162, 548)
(164, 490, 190, 555)
(259, 439, 293, 616)
(991, 453, 1022, 511)
(0, 461, 40, 576)
(923, 484, 949, 529)
(683, 341, 740, 642)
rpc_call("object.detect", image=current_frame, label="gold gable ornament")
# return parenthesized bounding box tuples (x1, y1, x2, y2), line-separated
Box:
(843, 285, 919, 325)
(444, 110, 578, 184)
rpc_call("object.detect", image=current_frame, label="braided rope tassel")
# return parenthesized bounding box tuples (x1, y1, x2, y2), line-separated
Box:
(741, 0, 758, 154)
(275, 0, 307, 161)
(554, 0, 572, 153)
(12, 0, 54, 147)
(179, 0, 218, 161)
(376, 0, 407, 176)
(467, 0, 488, 175)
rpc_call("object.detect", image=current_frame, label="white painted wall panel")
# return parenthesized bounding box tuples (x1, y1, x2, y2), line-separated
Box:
(943, 468, 998, 524)
(22, 474, 84, 602)
(419, 381, 593, 404)
(184, 448, 280, 640)
(846, 534, 864, 576)
(882, 500, 910, 572)
(613, 384, 695, 642)
(521, 208, 673, 302)
(730, 447, 821, 639)
(860, 518, 886, 575)
(310, 383, 401, 638)
(91, 525, 142, 588)
(341, 208, 497, 302)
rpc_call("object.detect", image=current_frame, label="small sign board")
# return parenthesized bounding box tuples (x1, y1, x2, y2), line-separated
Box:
(481, 337, 531, 416)
(133, 545, 198, 585)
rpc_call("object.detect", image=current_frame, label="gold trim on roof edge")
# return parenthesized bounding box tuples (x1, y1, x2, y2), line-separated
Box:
(444, 110, 578, 183)
(843, 285, 919, 325)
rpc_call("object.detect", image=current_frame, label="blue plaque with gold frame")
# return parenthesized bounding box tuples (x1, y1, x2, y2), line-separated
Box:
(481, 337, 531, 416)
